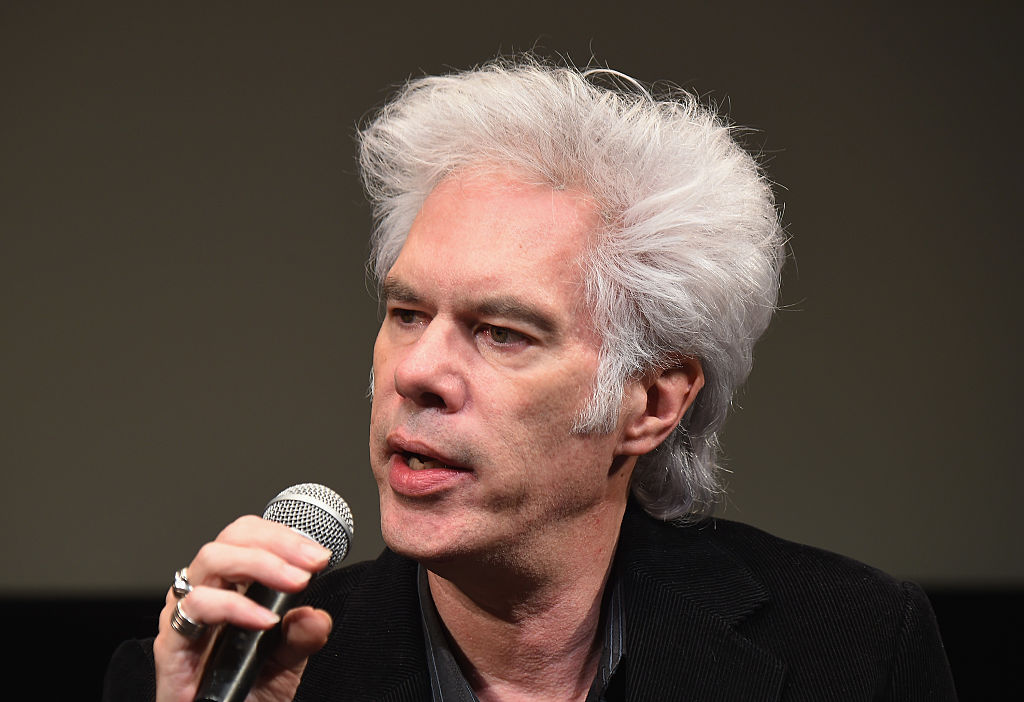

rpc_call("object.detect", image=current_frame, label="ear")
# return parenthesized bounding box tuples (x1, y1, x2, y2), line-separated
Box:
(616, 358, 704, 457)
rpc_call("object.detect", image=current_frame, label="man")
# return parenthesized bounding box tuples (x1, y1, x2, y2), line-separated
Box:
(105, 58, 957, 701)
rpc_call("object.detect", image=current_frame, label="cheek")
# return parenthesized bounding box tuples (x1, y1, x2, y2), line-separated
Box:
(498, 375, 593, 453)
(368, 342, 396, 462)
(371, 330, 387, 378)
(370, 333, 400, 401)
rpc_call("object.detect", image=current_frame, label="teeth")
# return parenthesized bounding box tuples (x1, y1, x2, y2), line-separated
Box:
(407, 453, 448, 471)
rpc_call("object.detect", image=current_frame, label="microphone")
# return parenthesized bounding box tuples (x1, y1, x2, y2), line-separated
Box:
(194, 483, 354, 702)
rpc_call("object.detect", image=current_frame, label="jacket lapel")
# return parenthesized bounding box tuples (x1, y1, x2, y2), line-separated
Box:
(303, 508, 786, 701)
(618, 507, 786, 701)
(299, 551, 431, 702)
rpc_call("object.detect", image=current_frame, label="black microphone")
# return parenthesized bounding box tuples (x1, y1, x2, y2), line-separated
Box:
(194, 483, 354, 702)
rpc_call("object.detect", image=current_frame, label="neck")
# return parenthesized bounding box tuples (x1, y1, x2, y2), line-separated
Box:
(425, 499, 627, 702)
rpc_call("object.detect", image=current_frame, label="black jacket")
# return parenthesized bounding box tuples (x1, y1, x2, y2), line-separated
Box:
(104, 505, 957, 701)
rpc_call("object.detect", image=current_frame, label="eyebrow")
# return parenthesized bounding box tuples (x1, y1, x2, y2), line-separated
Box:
(477, 296, 558, 336)
(380, 278, 420, 305)
(381, 277, 559, 336)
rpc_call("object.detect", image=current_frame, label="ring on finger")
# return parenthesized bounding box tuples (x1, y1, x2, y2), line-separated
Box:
(169, 597, 207, 640)
(171, 567, 193, 599)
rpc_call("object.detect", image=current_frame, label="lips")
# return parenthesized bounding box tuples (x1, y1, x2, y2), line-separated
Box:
(405, 451, 465, 472)
(386, 431, 469, 470)
(386, 436, 473, 497)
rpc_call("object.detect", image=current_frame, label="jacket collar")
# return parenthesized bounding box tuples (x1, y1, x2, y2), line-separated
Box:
(301, 551, 431, 702)
(617, 504, 786, 700)
(308, 504, 785, 701)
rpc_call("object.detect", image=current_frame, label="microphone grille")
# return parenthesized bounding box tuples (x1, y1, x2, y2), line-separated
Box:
(262, 483, 354, 569)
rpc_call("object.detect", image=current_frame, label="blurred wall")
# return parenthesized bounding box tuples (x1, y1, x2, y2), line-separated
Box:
(2, 1, 1020, 595)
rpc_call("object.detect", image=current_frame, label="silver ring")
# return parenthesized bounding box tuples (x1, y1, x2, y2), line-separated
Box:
(172, 567, 193, 599)
(169, 598, 207, 639)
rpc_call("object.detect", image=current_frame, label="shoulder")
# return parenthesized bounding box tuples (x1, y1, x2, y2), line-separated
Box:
(701, 517, 907, 602)
(624, 506, 909, 610)
(618, 507, 957, 699)
(694, 518, 931, 649)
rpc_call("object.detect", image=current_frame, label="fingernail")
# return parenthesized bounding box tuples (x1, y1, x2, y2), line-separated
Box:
(300, 539, 330, 563)
(285, 564, 313, 585)
(261, 610, 281, 626)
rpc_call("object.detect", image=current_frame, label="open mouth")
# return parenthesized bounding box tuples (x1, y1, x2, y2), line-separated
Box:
(404, 451, 465, 471)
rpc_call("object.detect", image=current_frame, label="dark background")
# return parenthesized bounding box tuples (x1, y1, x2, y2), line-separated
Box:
(1, 2, 1020, 698)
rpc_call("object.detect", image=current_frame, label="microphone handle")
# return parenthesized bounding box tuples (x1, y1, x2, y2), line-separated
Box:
(194, 582, 301, 702)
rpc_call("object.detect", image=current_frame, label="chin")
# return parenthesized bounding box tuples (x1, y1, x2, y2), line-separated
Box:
(381, 522, 466, 565)
(377, 486, 529, 569)
(379, 496, 460, 560)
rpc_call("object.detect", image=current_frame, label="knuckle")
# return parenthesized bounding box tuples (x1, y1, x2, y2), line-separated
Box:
(194, 541, 220, 566)
(152, 630, 177, 659)
(217, 515, 246, 540)
(217, 514, 271, 543)
(180, 588, 214, 620)
(235, 513, 264, 529)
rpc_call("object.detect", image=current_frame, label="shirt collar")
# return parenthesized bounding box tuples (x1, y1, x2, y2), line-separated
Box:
(417, 564, 625, 702)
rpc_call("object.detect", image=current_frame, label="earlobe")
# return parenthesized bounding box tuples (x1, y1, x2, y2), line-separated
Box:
(617, 358, 704, 457)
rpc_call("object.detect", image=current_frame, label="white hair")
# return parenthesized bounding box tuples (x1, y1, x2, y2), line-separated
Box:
(358, 57, 784, 521)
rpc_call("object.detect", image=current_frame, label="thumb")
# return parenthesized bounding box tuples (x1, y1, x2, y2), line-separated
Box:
(251, 607, 333, 698)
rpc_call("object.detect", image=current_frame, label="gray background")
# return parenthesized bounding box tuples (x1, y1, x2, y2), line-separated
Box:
(2, 2, 1020, 596)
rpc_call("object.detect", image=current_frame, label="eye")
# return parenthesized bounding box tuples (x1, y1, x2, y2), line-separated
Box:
(389, 308, 422, 326)
(482, 325, 527, 346)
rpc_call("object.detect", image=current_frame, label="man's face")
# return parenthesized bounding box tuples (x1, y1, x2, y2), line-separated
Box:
(369, 171, 634, 568)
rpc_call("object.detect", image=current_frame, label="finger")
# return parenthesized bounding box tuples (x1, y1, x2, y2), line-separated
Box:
(242, 608, 332, 702)
(156, 589, 209, 654)
(173, 586, 283, 631)
(153, 590, 223, 702)
(215, 515, 332, 570)
(266, 607, 333, 673)
(188, 541, 319, 593)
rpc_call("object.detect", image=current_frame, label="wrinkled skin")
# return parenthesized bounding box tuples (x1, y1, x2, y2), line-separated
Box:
(152, 516, 331, 702)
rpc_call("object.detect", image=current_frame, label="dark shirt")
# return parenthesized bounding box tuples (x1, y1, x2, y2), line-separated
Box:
(416, 565, 625, 702)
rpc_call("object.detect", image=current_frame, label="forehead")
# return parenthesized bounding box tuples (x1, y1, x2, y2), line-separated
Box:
(388, 172, 601, 304)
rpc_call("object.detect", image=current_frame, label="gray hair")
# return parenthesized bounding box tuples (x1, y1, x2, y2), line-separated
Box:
(358, 57, 784, 521)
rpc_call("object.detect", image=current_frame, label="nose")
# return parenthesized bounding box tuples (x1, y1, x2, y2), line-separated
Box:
(392, 319, 468, 412)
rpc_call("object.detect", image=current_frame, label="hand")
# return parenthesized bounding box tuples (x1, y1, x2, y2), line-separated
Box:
(153, 515, 333, 702)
